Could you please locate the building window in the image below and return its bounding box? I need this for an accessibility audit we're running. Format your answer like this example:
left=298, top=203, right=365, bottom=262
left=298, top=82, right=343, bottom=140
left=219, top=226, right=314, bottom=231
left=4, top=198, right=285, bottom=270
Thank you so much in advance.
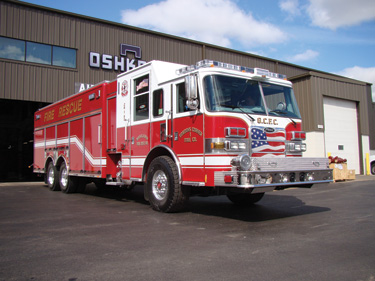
left=26, top=42, right=51, bottom=65
left=0, top=36, right=76, bottom=69
left=53, top=46, right=76, bottom=68
left=0, top=37, right=25, bottom=61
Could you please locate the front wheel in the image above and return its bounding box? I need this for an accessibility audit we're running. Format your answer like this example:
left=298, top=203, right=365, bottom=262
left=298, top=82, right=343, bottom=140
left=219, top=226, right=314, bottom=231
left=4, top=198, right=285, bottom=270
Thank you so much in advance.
left=146, top=156, right=189, bottom=213
left=227, top=193, right=265, bottom=206
left=59, top=162, right=78, bottom=193
left=371, top=163, right=375, bottom=175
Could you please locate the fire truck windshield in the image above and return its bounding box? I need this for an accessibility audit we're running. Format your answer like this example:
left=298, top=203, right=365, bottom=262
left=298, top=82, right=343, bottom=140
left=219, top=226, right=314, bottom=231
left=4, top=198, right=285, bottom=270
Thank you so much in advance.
left=203, top=75, right=301, bottom=119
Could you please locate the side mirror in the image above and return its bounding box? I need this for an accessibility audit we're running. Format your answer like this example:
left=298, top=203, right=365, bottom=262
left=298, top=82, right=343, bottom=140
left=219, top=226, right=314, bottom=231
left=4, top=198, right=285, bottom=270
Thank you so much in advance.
left=185, top=75, right=199, bottom=110
left=277, top=102, right=286, bottom=111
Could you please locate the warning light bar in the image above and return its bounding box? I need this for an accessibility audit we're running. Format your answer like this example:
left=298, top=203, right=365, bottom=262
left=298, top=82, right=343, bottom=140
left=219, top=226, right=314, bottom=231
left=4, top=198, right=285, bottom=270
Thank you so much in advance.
left=176, top=59, right=287, bottom=80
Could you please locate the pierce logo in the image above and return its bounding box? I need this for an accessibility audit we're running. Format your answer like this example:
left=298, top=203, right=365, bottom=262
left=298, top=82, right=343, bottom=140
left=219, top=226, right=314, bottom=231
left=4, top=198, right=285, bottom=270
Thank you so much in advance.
left=264, top=127, right=275, bottom=133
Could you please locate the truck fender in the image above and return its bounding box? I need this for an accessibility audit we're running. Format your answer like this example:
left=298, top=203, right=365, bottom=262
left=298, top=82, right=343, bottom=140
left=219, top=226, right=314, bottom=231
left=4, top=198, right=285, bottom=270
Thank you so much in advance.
left=45, top=156, right=55, bottom=169
left=55, top=155, right=68, bottom=172
left=142, top=145, right=182, bottom=184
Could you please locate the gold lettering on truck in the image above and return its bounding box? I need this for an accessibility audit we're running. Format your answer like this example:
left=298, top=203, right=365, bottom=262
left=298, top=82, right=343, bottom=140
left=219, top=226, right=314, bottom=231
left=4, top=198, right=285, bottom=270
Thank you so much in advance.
left=44, top=109, right=55, bottom=122
left=257, top=117, right=278, bottom=125
left=58, top=99, right=83, bottom=118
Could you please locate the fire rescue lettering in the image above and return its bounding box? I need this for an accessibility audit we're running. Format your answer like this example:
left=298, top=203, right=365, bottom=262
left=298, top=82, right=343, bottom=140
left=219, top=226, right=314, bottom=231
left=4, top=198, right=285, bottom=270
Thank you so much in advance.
left=257, top=117, right=278, bottom=126
left=58, top=99, right=83, bottom=118
left=44, top=110, right=54, bottom=122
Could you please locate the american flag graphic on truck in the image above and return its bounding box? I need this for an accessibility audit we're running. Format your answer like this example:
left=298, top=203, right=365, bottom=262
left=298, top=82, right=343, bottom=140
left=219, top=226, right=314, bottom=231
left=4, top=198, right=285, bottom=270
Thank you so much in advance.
left=251, top=127, right=285, bottom=157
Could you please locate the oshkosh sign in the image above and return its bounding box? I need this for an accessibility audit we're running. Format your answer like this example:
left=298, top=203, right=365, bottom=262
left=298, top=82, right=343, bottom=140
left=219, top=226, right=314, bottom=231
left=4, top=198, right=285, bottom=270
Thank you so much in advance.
left=89, top=44, right=146, bottom=72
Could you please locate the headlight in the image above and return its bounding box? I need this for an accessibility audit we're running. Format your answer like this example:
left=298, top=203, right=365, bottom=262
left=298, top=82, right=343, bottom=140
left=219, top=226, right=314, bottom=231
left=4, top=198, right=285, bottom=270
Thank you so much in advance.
left=206, top=138, right=249, bottom=153
left=225, top=140, right=248, bottom=152
left=286, top=141, right=307, bottom=153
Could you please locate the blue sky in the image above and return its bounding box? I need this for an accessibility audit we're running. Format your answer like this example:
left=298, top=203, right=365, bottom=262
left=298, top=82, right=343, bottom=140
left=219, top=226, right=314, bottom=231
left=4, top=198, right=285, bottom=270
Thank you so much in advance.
left=25, top=0, right=375, bottom=100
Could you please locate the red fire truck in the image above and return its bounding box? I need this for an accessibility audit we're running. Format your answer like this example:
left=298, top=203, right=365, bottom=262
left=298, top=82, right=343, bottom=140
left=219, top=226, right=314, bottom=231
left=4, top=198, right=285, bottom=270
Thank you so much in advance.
left=33, top=60, right=333, bottom=212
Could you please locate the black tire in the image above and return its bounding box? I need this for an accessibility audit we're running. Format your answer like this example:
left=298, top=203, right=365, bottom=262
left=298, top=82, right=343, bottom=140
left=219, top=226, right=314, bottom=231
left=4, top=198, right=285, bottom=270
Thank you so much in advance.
left=146, top=156, right=189, bottom=213
left=371, top=162, right=375, bottom=175
left=46, top=162, right=60, bottom=191
left=59, top=162, right=78, bottom=193
left=227, top=193, right=264, bottom=206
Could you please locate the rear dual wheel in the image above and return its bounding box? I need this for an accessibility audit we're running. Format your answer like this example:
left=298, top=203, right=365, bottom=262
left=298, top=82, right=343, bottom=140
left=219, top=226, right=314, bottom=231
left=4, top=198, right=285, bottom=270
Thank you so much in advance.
left=46, top=162, right=60, bottom=191
left=59, top=162, right=78, bottom=193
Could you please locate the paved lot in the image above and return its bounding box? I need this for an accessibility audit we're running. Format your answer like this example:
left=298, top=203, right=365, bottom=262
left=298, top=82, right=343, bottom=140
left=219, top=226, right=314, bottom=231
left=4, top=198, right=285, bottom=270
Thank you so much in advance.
left=0, top=177, right=374, bottom=281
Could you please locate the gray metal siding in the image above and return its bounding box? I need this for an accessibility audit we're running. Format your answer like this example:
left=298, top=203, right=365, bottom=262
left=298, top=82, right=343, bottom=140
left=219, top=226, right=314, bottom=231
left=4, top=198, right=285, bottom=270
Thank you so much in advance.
left=205, top=47, right=276, bottom=71
left=290, top=76, right=317, bottom=132
left=311, top=74, right=370, bottom=136
left=278, top=64, right=309, bottom=79
left=0, top=0, right=371, bottom=143
left=1, top=1, right=205, bottom=102
left=370, top=102, right=375, bottom=150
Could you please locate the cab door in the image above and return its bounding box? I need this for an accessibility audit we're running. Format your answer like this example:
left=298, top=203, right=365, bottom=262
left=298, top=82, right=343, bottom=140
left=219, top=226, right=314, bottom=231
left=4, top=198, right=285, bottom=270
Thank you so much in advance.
left=129, top=73, right=151, bottom=180
left=172, top=81, right=204, bottom=184
left=116, top=76, right=132, bottom=180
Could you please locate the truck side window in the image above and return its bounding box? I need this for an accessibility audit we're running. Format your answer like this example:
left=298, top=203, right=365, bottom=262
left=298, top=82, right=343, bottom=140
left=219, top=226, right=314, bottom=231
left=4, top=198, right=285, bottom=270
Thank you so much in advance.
left=153, top=89, right=164, bottom=117
left=134, top=74, right=149, bottom=121
left=177, top=83, right=187, bottom=113
left=176, top=82, right=199, bottom=113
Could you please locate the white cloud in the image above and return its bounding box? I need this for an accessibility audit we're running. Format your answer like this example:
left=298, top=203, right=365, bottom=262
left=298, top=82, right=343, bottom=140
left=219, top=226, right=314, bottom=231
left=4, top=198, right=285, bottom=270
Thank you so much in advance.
left=121, top=0, right=286, bottom=48
left=307, top=0, right=375, bottom=30
left=337, top=66, right=375, bottom=102
left=287, top=49, right=319, bottom=63
left=280, top=0, right=301, bottom=18
left=0, top=45, right=24, bottom=60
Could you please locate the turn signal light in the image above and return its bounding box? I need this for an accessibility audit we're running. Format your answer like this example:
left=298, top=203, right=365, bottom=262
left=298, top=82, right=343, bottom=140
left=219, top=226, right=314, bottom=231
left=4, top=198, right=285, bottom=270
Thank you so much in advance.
left=211, top=141, right=225, bottom=149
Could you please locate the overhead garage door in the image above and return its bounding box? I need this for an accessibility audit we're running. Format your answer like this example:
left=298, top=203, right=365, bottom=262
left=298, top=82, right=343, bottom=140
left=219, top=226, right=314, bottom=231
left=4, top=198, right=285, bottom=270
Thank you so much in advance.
left=323, top=97, right=360, bottom=173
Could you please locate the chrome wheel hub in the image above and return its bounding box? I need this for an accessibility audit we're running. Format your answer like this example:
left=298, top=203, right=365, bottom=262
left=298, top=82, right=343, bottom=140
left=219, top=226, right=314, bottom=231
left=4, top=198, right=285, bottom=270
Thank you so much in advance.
left=47, top=167, right=54, bottom=185
left=152, top=170, right=168, bottom=200
left=60, top=167, right=68, bottom=188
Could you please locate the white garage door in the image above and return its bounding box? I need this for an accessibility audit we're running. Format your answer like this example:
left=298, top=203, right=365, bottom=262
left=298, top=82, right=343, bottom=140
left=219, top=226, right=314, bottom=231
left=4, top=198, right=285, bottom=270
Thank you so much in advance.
left=323, top=97, right=360, bottom=173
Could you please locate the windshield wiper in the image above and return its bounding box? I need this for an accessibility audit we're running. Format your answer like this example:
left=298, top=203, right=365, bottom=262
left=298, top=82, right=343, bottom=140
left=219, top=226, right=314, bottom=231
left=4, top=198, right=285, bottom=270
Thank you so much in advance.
left=270, top=109, right=297, bottom=126
left=269, top=109, right=287, bottom=115
left=219, top=103, right=255, bottom=121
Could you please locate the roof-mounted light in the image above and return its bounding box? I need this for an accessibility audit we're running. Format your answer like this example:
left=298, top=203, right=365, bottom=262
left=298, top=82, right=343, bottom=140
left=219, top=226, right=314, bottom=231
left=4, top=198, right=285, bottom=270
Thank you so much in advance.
left=254, top=68, right=287, bottom=80
left=177, top=59, right=254, bottom=75
left=176, top=59, right=287, bottom=80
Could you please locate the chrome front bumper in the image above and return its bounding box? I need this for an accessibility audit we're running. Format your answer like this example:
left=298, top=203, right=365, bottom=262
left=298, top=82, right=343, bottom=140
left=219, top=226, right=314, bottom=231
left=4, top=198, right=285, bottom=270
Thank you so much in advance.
left=214, top=157, right=333, bottom=191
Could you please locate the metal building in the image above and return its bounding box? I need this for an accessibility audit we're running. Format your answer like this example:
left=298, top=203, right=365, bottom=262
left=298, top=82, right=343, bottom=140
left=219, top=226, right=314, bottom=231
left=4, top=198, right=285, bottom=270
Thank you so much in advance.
left=0, top=0, right=373, bottom=181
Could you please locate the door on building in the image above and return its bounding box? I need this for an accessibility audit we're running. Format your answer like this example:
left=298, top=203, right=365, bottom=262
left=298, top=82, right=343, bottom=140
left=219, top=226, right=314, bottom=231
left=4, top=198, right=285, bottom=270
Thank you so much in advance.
left=323, top=97, right=360, bottom=173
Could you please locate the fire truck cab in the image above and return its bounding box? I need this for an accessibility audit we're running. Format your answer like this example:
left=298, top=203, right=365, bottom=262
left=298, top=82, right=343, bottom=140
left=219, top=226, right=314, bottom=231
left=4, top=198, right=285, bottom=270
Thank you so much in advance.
left=34, top=60, right=333, bottom=212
